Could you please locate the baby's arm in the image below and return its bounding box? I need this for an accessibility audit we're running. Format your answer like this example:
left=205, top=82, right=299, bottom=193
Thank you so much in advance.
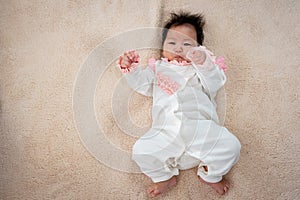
left=187, top=46, right=227, bottom=98
left=117, top=51, right=155, bottom=96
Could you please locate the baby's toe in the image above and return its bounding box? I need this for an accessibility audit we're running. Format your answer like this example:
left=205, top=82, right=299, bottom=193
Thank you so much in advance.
left=224, top=185, right=229, bottom=193
left=147, top=187, right=154, bottom=194
left=152, top=189, right=161, bottom=197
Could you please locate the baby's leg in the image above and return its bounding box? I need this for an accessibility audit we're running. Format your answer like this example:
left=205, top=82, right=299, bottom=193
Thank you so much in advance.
left=132, top=129, right=185, bottom=197
left=200, top=127, right=240, bottom=194
left=182, top=120, right=241, bottom=195
left=197, top=127, right=240, bottom=182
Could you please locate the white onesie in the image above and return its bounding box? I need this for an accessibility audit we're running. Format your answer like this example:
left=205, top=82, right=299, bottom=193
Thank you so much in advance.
left=122, top=47, right=241, bottom=183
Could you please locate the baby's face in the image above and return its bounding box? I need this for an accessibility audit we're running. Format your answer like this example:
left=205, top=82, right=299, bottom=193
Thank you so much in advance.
left=162, top=24, right=198, bottom=62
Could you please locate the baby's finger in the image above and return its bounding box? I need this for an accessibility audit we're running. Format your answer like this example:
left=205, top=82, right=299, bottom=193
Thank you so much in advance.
left=121, top=59, right=130, bottom=68
left=123, top=52, right=130, bottom=59
left=128, top=50, right=140, bottom=62
left=194, top=50, right=205, bottom=58
left=193, top=57, right=202, bottom=64
left=187, top=49, right=196, bottom=58
left=122, top=53, right=131, bottom=62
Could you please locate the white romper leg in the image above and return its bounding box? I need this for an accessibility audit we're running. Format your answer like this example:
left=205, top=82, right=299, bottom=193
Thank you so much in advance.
left=132, top=128, right=185, bottom=183
left=180, top=120, right=241, bottom=183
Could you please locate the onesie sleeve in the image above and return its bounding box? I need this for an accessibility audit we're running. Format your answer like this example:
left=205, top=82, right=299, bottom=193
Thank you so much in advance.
left=189, top=46, right=227, bottom=100
left=117, top=55, right=155, bottom=97
left=123, top=66, right=155, bottom=97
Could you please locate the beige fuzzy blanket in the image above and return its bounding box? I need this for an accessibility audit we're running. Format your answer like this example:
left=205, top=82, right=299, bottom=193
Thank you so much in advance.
left=1, top=1, right=299, bottom=199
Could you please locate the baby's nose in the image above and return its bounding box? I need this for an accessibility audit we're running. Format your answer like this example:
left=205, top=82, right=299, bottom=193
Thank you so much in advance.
left=174, top=46, right=183, bottom=53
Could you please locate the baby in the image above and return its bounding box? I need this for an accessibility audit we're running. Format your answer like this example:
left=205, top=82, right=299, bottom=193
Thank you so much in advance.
left=117, top=12, right=241, bottom=197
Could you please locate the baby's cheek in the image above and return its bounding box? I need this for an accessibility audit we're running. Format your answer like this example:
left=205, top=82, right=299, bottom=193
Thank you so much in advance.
left=162, top=50, right=173, bottom=59
left=161, top=50, right=167, bottom=58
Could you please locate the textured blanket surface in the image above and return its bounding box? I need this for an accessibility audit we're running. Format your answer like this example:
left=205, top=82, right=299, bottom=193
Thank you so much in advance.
left=1, top=1, right=300, bottom=199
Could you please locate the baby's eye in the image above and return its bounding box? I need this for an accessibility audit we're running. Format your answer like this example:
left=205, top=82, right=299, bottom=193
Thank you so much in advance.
left=183, top=43, right=192, bottom=46
left=168, top=42, right=176, bottom=45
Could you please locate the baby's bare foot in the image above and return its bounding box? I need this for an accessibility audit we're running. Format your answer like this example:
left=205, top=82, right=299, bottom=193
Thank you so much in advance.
left=198, top=176, right=230, bottom=195
left=147, top=176, right=177, bottom=198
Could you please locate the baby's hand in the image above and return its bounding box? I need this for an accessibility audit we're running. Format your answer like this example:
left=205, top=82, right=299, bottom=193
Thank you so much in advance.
left=186, top=48, right=206, bottom=65
left=118, top=50, right=140, bottom=70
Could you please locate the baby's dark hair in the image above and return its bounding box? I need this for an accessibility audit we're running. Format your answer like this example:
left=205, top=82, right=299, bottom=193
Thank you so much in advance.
left=162, top=11, right=205, bottom=45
